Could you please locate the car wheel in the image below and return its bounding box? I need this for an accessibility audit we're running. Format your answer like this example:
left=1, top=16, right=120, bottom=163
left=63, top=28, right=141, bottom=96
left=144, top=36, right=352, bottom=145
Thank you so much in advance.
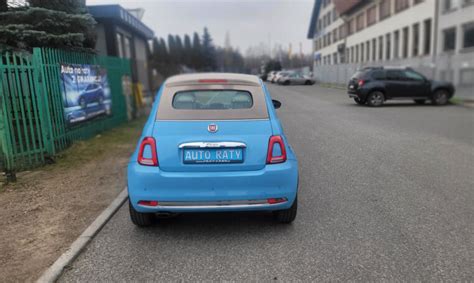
left=432, top=89, right=449, bottom=105
left=283, top=80, right=290, bottom=86
left=274, top=196, right=297, bottom=223
left=79, top=97, right=87, bottom=108
left=354, top=97, right=366, bottom=105
left=305, top=80, right=312, bottom=85
left=129, top=200, right=154, bottom=227
left=414, top=99, right=425, bottom=105
left=367, top=91, right=384, bottom=107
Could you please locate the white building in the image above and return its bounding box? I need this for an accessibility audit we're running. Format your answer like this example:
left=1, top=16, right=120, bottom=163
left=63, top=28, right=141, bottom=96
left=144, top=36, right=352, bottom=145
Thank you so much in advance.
left=307, top=0, right=474, bottom=99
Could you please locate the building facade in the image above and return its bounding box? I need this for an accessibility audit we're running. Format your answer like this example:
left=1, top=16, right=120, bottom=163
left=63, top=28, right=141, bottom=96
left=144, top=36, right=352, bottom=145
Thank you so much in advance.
left=307, top=0, right=474, bottom=99
left=88, top=5, right=155, bottom=110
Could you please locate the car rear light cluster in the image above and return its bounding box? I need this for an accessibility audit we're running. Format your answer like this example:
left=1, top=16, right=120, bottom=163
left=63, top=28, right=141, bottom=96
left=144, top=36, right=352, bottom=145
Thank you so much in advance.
left=267, top=198, right=287, bottom=204
left=358, top=79, right=365, bottom=87
left=266, top=135, right=287, bottom=164
left=138, top=200, right=159, bottom=207
left=137, top=137, right=158, bottom=166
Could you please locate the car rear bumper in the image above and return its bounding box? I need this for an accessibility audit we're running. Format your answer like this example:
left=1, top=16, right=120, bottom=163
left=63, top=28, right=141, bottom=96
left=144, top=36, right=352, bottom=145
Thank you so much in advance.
left=127, top=159, right=298, bottom=213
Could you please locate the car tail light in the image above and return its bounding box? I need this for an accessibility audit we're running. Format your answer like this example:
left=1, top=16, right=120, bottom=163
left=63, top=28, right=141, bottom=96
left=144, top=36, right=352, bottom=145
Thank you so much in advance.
left=267, top=198, right=287, bottom=204
left=138, top=200, right=159, bottom=207
left=137, top=137, right=158, bottom=166
left=358, top=79, right=365, bottom=87
left=266, top=135, right=287, bottom=164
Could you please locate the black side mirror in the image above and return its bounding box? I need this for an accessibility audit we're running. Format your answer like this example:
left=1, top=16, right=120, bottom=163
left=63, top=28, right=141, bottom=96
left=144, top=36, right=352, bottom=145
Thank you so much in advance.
left=272, top=99, right=282, bottom=109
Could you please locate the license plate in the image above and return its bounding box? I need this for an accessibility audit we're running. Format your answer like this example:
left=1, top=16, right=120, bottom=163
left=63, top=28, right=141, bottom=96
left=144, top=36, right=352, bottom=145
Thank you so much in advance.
left=183, top=148, right=243, bottom=164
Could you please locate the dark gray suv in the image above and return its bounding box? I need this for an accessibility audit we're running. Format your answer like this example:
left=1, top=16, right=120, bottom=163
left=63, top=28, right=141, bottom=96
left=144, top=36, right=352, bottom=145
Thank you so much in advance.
left=347, top=67, right=455, bottom=107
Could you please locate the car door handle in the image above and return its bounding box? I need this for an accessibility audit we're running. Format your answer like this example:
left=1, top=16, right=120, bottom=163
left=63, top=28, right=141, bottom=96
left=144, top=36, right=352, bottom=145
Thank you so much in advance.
left=178, top=142, right=247, bottom=148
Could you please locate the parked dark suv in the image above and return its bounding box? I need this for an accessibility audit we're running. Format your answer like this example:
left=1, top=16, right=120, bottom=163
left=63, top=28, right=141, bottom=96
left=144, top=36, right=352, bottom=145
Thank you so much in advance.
left=347, top=67, right=455, bottom=107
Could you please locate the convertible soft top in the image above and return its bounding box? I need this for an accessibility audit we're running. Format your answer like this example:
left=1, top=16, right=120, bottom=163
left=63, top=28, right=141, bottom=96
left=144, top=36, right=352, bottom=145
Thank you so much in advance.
left=157, top=73, right=268, bottom=120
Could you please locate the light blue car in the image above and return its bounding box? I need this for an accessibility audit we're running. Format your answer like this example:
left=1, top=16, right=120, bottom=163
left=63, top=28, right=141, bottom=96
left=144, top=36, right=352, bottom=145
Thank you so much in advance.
left=127, top=73, right=298, bottom=226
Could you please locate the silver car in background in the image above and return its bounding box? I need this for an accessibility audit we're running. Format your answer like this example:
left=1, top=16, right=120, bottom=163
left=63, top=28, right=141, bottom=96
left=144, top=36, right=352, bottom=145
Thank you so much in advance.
left=278, top=73, right=315, bottom=85
left=273, top=71, right=292, bottom=83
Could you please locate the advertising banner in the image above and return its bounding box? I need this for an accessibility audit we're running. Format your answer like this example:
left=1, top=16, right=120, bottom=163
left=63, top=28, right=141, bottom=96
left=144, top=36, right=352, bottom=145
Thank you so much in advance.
left=60, top=64, right=112, bottom=125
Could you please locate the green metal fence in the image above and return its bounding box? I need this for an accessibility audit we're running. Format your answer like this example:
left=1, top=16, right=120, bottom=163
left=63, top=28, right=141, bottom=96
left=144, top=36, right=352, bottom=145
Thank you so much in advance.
left=0, top=48, right=131, bottom=173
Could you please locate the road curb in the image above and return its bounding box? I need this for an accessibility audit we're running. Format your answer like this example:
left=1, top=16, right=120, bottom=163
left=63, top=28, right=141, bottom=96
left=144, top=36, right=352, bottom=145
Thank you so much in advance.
left=36, top=188, right=128, bottom=283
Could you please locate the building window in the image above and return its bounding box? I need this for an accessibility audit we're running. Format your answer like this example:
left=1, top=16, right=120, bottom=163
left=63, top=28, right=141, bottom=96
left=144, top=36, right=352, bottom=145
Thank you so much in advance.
left=124, top=37, right=131, bottom=59
left=339, top=25, right=346, bottom=39
left=356, top=45, right=359, bottom=62
left=333, top=53, right=338, bottom=64
left=443, top=27, right=456, bottom=51
left=372, top=39, right=377, bottom=61
left=328, top=33, right=332, bottom=45
left=356, top=13, right=365, bottom=31
left=318, top=19, right=322, bottom=31
left=366, top=41, right=370, bottom=61
left=412, top=23, right=420, bottom=56
left=402, top=26, right=409, bottom=58
left=361, top=43, right=365, bottom=62
left=116, top=33, right=124, bottom=58
left=460, top=68, right=474, bottom=86
left=367, top=5, right=376, bottom=26
left=443, top=0, right=454, bottom=12
left=464, top=0, right=474, bottom=7
left=423, top=19, right=432, bottom=55
left=378, top=36, right=384, bottom=60
left=333, top=29, right=338, bottom=42
left=462, top=22, right=474, bottom=49
left=348, top=18, right=355, bottom=35
left=379, top=0, right=391, bottom=20
left=393, top=30, right=400, bottom=58
left=395, top=0, right=410, bottom=13
left=414, top=0, right=424, bottom=4
left=332, top=9, right=337, bottom=21
left=386, top=33, right=391, bottom=60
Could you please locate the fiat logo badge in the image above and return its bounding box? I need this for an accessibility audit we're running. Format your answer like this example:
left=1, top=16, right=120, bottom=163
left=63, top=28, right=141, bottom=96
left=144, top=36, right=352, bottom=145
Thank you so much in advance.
left=208, top=124, right=218, bottom=133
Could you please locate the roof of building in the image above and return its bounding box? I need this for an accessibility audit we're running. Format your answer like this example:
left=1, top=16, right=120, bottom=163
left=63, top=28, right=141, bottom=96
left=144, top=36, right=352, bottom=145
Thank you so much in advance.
left=307, top=0, right=365, bottom=39
left=87, top=5, right=154, bottom=39
left=306, top=0, right=322, bottom=39
left=165, top=73, right=261, bottom=87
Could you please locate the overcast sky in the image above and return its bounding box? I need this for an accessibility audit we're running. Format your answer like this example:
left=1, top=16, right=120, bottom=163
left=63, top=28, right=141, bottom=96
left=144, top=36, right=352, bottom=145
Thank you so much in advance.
left=86, top=0, right=314, bottom=55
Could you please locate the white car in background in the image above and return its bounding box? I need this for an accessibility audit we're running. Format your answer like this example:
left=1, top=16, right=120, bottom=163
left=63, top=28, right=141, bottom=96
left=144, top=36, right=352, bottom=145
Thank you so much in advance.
left=266, top=71, right=277, bottom=82
left=273, top=71, right=292, bottom=84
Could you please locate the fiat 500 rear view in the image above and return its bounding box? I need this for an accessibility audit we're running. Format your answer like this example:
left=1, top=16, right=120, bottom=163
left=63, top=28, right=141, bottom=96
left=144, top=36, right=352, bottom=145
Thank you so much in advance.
left=128, top=73, right=298, bottom=226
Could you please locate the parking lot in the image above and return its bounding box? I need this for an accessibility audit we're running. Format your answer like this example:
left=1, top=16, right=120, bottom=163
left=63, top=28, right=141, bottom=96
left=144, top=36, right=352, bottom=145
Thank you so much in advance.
left=60, top=84, right=474, bottom=281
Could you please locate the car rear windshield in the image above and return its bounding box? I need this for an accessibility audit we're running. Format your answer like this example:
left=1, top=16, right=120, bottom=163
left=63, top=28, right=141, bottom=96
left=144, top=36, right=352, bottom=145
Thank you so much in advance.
left=172, top=90, right=253, bottom=110
left=352, top=70, right=368, bottom=79
left=156, top=85, right=269, bottom=120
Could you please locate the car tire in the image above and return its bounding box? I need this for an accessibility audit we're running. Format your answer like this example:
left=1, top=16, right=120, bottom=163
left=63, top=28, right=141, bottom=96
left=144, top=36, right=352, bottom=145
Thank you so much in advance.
left=283, top=81, right=290, bottom=86
left=129, top=200, right=154, bottom=227
left=414, top=99, right=425, bottom=105
left=432, top=89, right=449, bottom=105
left=274, top=196, right=297, bottom=223
left=366, top=91, right=384, bottom=107
left=305, top=80, right=312, bottom=85
left=79, top=97, right=86, bottom=108
left=354, top=97, right=366, bottom=105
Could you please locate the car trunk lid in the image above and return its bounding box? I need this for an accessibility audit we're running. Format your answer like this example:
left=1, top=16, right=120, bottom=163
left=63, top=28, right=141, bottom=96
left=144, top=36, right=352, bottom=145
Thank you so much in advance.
left=153, top=120, right=272, bottom=172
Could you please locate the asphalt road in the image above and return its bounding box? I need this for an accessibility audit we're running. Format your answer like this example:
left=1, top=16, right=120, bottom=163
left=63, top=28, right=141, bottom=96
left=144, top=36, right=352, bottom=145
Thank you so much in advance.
left=60, top=84, right=474, bottom=282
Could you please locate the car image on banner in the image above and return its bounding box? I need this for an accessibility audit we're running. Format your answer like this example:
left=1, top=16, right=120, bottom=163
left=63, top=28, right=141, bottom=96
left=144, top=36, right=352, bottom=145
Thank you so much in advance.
left=61, top=64, right=112, bottom=125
